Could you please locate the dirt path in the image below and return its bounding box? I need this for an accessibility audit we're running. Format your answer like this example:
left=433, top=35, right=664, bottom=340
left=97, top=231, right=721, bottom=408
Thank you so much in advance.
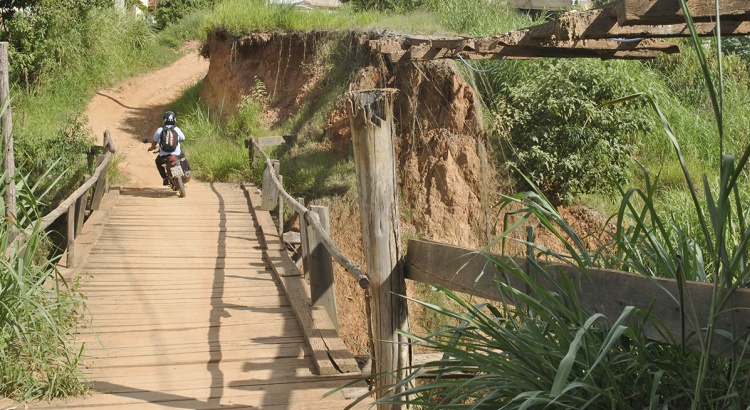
left=84, top=44, right=209, bottom=188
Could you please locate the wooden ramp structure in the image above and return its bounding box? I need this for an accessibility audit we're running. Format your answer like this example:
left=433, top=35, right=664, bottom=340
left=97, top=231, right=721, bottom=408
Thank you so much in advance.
left=32, top=182, right=369, bottom=410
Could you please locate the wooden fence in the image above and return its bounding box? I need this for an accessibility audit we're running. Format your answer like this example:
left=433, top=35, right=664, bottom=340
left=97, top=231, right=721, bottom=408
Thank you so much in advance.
left=244, top=135, right=370, bottom=377
left=7, top=130, right=116, bottom=266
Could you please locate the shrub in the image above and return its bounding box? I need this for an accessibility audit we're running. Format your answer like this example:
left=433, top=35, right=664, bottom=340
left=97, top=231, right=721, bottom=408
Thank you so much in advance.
left=343, top=0, right=423, bottom=12
left=153, top=0, right=212, bottom=30
left=485, top=58, right=652, bottom=205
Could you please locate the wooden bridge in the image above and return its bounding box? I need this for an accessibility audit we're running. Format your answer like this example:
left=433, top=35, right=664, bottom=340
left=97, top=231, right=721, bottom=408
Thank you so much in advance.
left=29, top=181, right=371, bottom=409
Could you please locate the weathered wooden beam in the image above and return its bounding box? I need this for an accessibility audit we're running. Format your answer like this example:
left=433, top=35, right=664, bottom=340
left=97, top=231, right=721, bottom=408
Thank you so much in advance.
left=375, top=42, right=666, bottom=62
left=528, top=2, right=750, bottom=41
left=372, top=31, right=678, bottom=62
left=618, top=0, right=750, bottom=26
left=403, top=239, right=750, bottom=358
left=348, top=89, right=409, bottom=410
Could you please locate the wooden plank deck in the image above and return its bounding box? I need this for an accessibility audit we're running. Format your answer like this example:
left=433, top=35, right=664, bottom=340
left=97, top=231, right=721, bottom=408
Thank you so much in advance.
left=31, top=182, right=370, bottom=409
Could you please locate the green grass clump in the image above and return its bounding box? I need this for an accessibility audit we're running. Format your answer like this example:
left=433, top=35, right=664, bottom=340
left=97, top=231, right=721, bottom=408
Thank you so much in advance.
left=0, top=175, right=87, bottom=401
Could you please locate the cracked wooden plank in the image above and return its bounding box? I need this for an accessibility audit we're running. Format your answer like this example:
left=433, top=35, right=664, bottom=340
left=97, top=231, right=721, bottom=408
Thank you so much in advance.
left=618, top=0, right=750, bottom=26
left=528, top=1, right=750, bottom=41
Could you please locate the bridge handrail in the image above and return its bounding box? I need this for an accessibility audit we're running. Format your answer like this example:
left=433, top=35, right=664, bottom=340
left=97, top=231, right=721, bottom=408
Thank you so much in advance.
left=9, top=130, right=116, bottom=263
left=248, top=136, right=370, bottom=289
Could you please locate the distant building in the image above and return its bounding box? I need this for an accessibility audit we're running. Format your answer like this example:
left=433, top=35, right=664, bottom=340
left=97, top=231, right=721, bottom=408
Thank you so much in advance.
left=512, top=0, right=592, bottom=11
left=267, top=0, right=342, bottom=10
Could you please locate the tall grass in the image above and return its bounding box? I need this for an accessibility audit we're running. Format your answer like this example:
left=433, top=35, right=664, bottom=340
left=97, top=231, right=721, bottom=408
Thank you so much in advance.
left=0, top=172, right=87, bottom=401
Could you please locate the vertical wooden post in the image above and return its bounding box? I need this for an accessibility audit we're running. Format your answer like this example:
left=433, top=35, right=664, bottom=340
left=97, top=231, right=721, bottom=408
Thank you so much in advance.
left=90, top=153, right=107, bottom=210
left=278, top=175, right=284, bottom=237
left=347, top=88, right=408, bottom=409
left=308, top=205, right=338, bottom=329
left=66, top=205, right=75, bottom=267
left=75, top=175, right=91, bottom=235
left=298, top=197, right=310, bottom=279
left=0, top=42, right=17, bottom=230
left=246, top=137, right=257, bottom=166
left=261, top=160, right=280, bottom=211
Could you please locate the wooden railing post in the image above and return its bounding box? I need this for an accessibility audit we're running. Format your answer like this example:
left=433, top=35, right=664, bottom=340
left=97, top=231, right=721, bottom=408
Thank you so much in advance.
left=0, top=42, right=17, bottom=235
left=298, top=197, right=310, bottom=278
left=75, top=175, right=91, bottom=235
left=348, top=88, right=408, bottom=409
left=261, top=160, right=280, bottom=211
left=278, top=175, right=284, bottom=237
left=308, top=205, right=338, bottom=329
left=91, top=130, right=115, bottom=210
left=66, top=204, right=75, bottom=267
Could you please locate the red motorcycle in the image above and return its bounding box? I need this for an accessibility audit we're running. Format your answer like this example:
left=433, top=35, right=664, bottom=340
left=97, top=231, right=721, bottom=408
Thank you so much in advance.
left=161, top=154, right=187, bottom=198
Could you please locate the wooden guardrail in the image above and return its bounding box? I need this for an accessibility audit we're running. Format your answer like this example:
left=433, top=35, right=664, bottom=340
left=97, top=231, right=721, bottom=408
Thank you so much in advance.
left=245, top=135, right=371, bottom=377
left=403, top=238, right=750, bottom=358
left=9, top=130, right=116, bottom=266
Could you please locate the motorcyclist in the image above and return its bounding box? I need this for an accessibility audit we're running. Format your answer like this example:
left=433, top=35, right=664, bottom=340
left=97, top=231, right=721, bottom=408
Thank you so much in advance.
left=149, top=111, right=191, bottom=185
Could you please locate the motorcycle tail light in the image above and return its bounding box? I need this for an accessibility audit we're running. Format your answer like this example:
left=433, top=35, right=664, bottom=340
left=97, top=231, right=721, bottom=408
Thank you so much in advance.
left=168, top=155, right=177, bottom=162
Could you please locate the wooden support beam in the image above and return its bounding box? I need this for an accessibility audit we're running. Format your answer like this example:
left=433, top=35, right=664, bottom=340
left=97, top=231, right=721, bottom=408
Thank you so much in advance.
left=308, top=205, right=338, bottom=330
left=618, top=0, right=750, bottom=26
left=528, top=2, right=750, bottom=41
left=371, top=32, right=677, bottom=62
left=348, top=89, right=409, bottom=410
left=261, top=160, right=280, bottom=211
left=66, top=205, right=75, bottom=268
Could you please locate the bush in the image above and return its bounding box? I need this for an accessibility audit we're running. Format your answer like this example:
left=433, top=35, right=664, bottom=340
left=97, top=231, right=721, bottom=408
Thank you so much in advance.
left=153, top=0, right=211, bottom=30
left=343, top=0, right=423, bottom=12
left=485, top=59, right=652, bottom=205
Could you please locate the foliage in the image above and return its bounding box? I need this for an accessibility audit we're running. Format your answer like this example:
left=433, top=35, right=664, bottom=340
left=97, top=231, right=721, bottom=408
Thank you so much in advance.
left=2, top=0, right=112, bottom=90
left=166, top=83, right=252, bottom=182
left=483, top=58, right=652, bottom=205
left=421, top=0, right=530, bottom=36
left=0, top=172, right=87, bottom=401
left=10, top=7, right=169, bottom=200
left=723, top=36, right=750, bottom=64
left=343, top=0, right=423, bottom=12
left=153, top=0, right=213, bottom=30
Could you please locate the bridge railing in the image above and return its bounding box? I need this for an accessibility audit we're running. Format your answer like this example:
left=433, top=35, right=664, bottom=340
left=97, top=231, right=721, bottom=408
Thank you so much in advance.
left=8, top=130, right=116, bottom=266
left=245, top=135, right=370, bottom=376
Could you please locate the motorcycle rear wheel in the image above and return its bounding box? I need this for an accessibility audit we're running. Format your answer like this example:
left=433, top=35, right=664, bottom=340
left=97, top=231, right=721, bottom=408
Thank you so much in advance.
left=176, top=176, right=186, bottom=198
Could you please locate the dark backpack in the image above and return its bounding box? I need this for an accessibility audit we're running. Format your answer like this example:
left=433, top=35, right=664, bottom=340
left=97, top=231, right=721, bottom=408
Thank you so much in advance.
left=159, top=126, right=179, bottom=152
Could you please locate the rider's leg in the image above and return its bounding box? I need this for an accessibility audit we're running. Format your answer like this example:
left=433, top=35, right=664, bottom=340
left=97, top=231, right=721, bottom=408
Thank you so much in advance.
left=155, top=155, right=168, bottom=185
left=178, top=152, right=191, bottom=182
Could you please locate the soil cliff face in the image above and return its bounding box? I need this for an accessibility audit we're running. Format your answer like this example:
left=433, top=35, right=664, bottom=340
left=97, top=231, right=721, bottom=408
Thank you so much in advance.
left=200, top=30, right=495, bottom=350
left=201, top=30, right=491, bottom=248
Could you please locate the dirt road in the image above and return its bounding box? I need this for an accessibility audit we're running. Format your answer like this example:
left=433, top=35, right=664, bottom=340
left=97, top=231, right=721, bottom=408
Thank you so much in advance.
left=84, top=45, right=209, bottom=188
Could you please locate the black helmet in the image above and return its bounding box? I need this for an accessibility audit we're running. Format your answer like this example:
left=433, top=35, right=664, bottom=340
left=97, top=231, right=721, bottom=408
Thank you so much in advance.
left=163, top=111, right=176, bottom=126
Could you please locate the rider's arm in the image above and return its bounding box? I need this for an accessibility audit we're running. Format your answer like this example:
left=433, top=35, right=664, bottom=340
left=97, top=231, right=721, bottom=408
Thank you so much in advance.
left=149, top=128, right=162, bottom=151
left=175, top=127, right=186, bottom=142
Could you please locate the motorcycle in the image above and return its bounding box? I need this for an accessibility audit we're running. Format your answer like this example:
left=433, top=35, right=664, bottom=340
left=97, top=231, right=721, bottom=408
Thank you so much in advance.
left=161, top=154, right=188, bottom=198
left=146, top=140, right=188, bottom=198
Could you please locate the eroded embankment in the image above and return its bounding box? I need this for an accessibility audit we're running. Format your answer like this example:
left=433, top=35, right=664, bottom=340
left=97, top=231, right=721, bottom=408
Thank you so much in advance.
left=199, top=29, right=497, bottom=349
left=201, top=30, right=493, bottom=246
